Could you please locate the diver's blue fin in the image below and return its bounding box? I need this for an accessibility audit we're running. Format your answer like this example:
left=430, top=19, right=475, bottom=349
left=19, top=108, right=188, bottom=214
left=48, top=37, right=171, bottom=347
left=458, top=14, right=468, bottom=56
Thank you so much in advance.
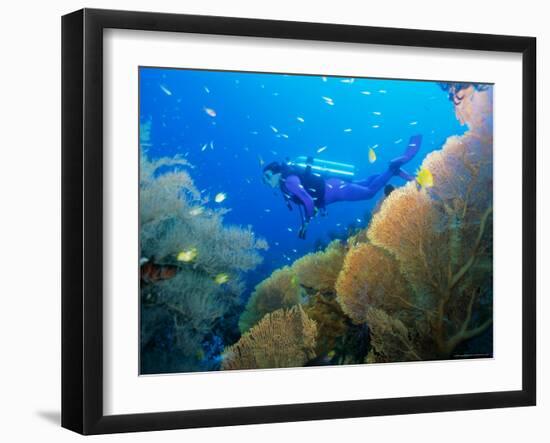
left=389, top=134, right=422, bottom=172
left=402, top=134, right=422, bottom=162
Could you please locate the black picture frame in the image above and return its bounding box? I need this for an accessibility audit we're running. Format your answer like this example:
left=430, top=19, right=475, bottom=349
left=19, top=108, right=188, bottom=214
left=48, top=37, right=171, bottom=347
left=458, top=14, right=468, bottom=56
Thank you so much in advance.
left=62, top=8, right=536, bottom=435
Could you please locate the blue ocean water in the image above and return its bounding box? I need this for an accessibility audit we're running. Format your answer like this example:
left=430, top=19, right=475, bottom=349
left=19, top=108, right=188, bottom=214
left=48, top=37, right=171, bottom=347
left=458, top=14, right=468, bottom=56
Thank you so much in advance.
left=139, top=67, right=466, bottom=292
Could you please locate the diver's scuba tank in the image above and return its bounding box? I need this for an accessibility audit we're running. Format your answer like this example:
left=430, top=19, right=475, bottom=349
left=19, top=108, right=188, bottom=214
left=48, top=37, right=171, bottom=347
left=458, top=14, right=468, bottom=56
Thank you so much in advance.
left=286, top=156, right=356, bottom=180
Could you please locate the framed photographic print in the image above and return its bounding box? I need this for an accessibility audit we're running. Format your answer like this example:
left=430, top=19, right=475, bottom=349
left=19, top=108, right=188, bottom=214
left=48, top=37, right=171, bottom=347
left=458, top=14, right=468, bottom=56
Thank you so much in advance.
left=62, top=8, right=536, bottom=435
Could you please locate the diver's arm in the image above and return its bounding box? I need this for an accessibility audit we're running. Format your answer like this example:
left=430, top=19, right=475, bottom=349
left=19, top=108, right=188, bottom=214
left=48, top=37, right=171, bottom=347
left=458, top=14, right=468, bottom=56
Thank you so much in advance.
left=283, top=175, right=315, bottom=220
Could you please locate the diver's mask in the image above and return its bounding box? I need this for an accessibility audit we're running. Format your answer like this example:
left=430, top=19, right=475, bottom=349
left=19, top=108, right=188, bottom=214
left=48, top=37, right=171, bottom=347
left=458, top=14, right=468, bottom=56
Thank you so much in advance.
left=263, top=170, right=281, bottom=188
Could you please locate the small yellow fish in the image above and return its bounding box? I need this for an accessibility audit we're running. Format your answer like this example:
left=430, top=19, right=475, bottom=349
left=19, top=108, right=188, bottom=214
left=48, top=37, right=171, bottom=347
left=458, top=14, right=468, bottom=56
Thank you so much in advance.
left=214, top=192, right=227, bottom=203
left=204, top=107, right=217, bottom=117
left=177, top=248, right=198, bottom=263
left=189, top=207, right=204, bottom=216
left=214, top=273, right=230, bottom=285
left=416, top=167, right=434, bottom=188
left=368, top=147, right=377, bottom=163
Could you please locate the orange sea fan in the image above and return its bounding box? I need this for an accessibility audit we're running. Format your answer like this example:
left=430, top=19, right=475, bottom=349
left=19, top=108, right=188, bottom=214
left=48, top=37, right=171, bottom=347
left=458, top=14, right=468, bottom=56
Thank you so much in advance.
left=238, top=266, right=303, bottom=333
left=293, top=240, right=347, bottom=294
left=367, top=183, right=443, bottom=296
left=222, top=305, right=317, bottom=370
left=335, top=242, right=412, bottom=324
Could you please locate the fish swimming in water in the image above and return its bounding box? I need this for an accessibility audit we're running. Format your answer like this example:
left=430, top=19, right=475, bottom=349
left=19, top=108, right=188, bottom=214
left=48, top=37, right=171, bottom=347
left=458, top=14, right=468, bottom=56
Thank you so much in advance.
left=189, top=207, right=204, bottom=216
left=140, top=261, right=177, bottom=284
left=204, top=107, right=217, bottom=117
left=160, top=84, right=172, bottom=96
left=416, top=167, right=434, bottom=188
left=214, top=273, right=230, bottom=285
left=177, top=248, right=198, bottom=263
left=368, top=147, right=377, bottom=163
left=214, top=192, right=227, bottom=203
left=317, top=146, right=328, bottom=154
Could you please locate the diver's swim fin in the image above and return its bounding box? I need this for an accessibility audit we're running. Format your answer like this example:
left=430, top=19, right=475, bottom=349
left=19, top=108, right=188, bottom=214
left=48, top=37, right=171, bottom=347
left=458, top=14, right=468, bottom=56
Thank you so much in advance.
left=389, top=134, right=422, bottom=173
left=403, top=134, right=422, bottom=162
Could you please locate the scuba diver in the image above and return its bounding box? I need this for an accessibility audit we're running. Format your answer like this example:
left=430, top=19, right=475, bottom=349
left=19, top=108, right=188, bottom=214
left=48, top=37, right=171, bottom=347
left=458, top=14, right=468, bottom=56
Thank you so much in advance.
left=262, top=134, right=422, bottom=239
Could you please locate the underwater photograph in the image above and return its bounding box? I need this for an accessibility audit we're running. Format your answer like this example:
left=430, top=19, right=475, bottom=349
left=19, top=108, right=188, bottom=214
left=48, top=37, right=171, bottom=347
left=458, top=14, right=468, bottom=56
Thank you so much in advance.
left=139, top=67, right=494, bottom=375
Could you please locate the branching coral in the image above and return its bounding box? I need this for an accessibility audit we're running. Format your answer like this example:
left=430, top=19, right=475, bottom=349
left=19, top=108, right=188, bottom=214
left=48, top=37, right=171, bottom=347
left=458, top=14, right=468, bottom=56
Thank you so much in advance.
left=139, top=151, right=266, bottom=373
left=238, top=266, right=303, bottom=333
left=222, top=306, right=317, bottom=370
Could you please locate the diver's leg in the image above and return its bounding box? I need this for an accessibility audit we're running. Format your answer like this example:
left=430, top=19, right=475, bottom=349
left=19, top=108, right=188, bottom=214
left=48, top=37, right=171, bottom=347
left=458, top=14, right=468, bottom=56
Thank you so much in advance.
left=353, top=174, right=379, bottom=187
left=324, top=135, right=422, bottom=205
left=325, top=178, right=380, bottom=203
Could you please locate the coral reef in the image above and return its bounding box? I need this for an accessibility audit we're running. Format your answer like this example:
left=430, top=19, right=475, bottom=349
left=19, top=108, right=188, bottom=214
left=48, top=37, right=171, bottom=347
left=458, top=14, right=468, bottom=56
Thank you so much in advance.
left=363, top=86, right=493, bottom=361
left=238, top=266, right=304, bottom=333
left=141, top=84, right=493, bottom=373
left=140, top=152, right=267, bottom=373
left=335, top=243, right=413, bottom=324
left=222, top=306, right=317, bottom=370
left=304, top=292, right=348, bottom=356
left=293, top=240, right=347, bottom=294
left=239, top=240, right=345, bottom=333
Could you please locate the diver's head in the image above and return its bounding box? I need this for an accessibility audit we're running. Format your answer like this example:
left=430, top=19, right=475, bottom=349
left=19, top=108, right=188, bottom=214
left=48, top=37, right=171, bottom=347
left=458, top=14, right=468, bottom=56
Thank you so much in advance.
left=263, top=162, right=283, bottom=188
